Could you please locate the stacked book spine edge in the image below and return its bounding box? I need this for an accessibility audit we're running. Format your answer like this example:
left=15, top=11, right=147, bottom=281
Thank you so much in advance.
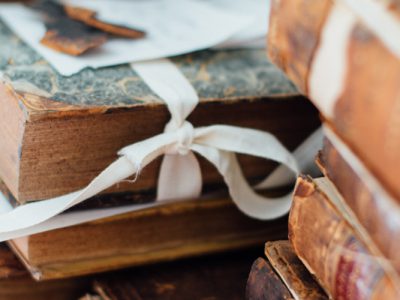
left=266, top=0, right=400, bottom=298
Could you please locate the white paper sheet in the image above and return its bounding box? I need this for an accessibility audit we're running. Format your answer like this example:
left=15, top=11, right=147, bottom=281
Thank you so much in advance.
left=0, top=0, right=256, bottom=76
left=211, top=0, right=270, bottom=49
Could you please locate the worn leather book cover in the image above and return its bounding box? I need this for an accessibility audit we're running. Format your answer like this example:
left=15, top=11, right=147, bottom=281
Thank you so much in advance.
left=0, top=243, right=88, bottom=300
left=268, top=0, right=400, bottom=202
left=246, top=241, right=327, bottom=300
left=246, top=257, right=293, bottom=300
left=317, top=136, right=400, bottom=275
left=264, top=240, right=327, bottom=300
left=289, top=176, right=400, bottom=299
left=8, top=192, right=288, bottom=280
left=0, top=19, right=319, bottom=204
left=88, top=250, right=257, bottom=300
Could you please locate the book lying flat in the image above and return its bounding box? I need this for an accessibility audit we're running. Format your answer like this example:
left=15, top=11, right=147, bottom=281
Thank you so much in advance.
left=85, top=249, right=258, bottom=300
left=264, top=240, right=327, bottom=300
left=0, top=243, right=88, bottom=300
left=246, top=257, right=294, bottom=300
left=290, top=176, right=400, bottom=299
left=246, top=240, right=327, bottom=300
left=0, top=18, right=319, bottom=204
left=7, top=190, right=288, bottom=280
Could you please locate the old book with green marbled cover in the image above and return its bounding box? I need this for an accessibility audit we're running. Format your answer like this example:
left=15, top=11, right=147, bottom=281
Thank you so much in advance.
left=0, top=20, right=319, bottom=204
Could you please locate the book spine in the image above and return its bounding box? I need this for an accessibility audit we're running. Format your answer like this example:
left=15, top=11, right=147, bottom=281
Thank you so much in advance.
left=268, top=0, right=400, bottom=202
left=317, top=138, right=400, bottom=275
left=246, top=258, right=294, bottom=300
left=267, top=0, right=332, bottom=93
left=289, top=176, right=399, bottom=299
left=265, top=241, right=328, bottom=300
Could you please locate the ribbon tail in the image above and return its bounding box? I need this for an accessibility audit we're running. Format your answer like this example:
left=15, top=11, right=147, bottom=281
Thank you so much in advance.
left=194, top=125, right=299, bottom=174
left=131, top=59, right=199, bottom=124
left=257, top=127, right=323, bottom=189
left=0, top=157, right=137, bottom=233
left=192, top=145, right=292, bottom=220
left=0, top=132, right=177, bottom=234
left=157, top=151, right=202, bottom=201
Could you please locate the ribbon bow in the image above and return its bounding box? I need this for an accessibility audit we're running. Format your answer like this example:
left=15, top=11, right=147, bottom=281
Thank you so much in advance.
left=0, top=59, right=302, bottom=237
left=130, top=59, right=299, bottom=218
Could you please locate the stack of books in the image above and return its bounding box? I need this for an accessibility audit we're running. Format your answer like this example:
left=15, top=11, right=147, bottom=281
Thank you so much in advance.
left=0, top=6, right=321, bottom=298
left=246, top=240, right=328, bottom=300
left=247, top=0, right=400, bottom=299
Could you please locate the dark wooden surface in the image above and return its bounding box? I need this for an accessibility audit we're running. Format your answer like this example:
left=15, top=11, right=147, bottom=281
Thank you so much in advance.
left=91, top=248, right=263, bottom=300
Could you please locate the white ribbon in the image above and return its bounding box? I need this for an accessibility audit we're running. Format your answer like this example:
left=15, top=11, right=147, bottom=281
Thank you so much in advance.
left=131, top=58, right=299, bottom=218
left=131, top=60, right=203, bottom=201
left=0, top=58, right=306, bottom=236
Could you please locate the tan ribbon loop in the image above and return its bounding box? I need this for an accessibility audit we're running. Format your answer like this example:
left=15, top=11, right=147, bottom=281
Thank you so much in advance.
left=157, top=152, right=203, bottom=201
left=157, top=120, right=201, bottom=201
left=192, top=145, right=292, bottom=219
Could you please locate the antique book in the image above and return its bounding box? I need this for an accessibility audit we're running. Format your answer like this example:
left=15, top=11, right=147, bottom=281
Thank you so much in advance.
left=0, top=243, right=88, bottom=300
left=246, top=257, right=293, bottom=300
left=0, top=18, right=319, bottom=204
left=7, top=192, right=288, bottom=280
left=289, top=176, right=400, bottom=299
left=264, top=240, right=327, bottom=300
left=317, top=133, right=400, bottom=274
left=87, top=249, right=257, bottom=300
left=246, top=241, right=327, bottom=300
left=268, top=0, right=400, bottom=201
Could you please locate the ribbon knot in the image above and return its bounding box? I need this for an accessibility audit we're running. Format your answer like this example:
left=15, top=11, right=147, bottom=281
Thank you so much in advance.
left=165, top=121, right=194, bottom=156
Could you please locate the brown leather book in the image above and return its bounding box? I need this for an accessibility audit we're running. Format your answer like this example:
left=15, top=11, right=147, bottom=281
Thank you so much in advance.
left=246, top=257, right=293, bottom=300
left=246, top=241, right=327, bottom=300
left=0, top=16, right=319, bottom=204
left=264, top=240, right=327, bottom=300
left=317, top=134, right=400, bottom=275
left=8, top=193, right=288, bottom=280
left=90, top=250, right=257, bottom=300
left=289, top=176, right=400, bottom=299
left=268, top=0, right=400, bottom=202
left=0, top=243, right=88, bottom=300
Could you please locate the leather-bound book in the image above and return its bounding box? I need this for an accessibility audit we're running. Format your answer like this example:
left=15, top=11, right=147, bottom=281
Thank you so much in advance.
left=289, top=176, right=400, bottom=299
left=0, top=243, right=88, bottom=300
left=0, top=19, right=319, bottom=204
left=268, top=0, right=400, bottom=202
left=246, top=257, right=293, bottom=300
left=7, top=191, right=288, bottom=280
left=317, top=132, right=400, bottom=275
left=246, top=240, right=327, bottom=300
left=264, top=240, right=327, bottom=300
left=89, top=250, right=257, bottom=300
